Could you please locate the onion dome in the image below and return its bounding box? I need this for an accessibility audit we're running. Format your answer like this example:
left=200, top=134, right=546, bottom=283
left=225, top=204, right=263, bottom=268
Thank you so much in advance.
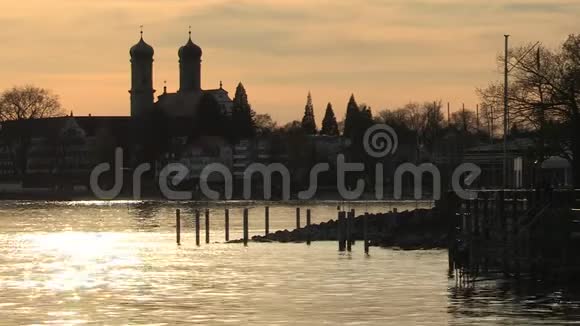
left=178, top=32, right=202, bottom=59
left=130, top=33, right=154, bottom=59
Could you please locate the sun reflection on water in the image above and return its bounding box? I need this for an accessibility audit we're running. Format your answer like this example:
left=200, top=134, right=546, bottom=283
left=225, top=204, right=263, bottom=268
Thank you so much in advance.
left=24, top=232, right=140, bottom=291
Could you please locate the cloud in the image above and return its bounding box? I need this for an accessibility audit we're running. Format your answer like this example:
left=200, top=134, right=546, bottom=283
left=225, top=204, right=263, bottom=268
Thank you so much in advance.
left=503, top=1, right=580, bottom=13
left=0, top=0, right=578, bottom=122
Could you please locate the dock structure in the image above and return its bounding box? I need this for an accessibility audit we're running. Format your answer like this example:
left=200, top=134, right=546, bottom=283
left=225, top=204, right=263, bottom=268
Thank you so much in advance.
left=448, top=188, right=580, bottom=283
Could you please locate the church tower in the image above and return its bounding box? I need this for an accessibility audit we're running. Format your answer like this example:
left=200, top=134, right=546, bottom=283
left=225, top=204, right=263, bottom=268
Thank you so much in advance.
left=129, top=29, right=155, bottom=117
left=178, top=28, right=202, bottom=92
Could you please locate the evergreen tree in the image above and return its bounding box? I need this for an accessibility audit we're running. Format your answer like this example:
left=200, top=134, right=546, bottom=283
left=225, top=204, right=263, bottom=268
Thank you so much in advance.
left=341, top=95, right=376, bottom=190
left=320, top=102, right=339, bottom=136
left=232, top=82, right=256, bottom=139
left=300, top=92, right=317, bottom=134
left=343, top=94, right=359, bottom=138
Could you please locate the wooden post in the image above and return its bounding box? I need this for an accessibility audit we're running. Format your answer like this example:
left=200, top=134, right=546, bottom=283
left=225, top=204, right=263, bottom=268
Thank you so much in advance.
left=243, top=208, right=249, bottom=247
left=465, top=199, right=472, bottom=233
left=498, top=190, right=509, bottom=276
left=195, top=209, right=200, bottom=246
left=336, top=210, right=340, bottom=249
left=225, top=208, right=230, bottom=242
left=176, top=209, right=181, bottom=245
left=205, top=208, right=210, bottom=244
left=512, top=191, right=520, bottom=278
left=512, top=191, right=518, bottom=235
left=296, top=207, right=301, bottom=229
left=526, top=190, right=534, bottom=210
left=473, top=196, right=480, bottom=235
left=346, top=210, right=353, bottom=252
left=444, top=192, right=455, bottom=276
left=306, top=209, right=311, bottom=245
left=483, top=192, right=489, bottom=240
left=350, top=209, right=356, bottom=245
left=363, top=212, right=369, bottom=254
left=498, top=191, right=506, bottom=234
left=265, top=206, right=270, bottom=236
left=338, top=211, right=346, bottom=251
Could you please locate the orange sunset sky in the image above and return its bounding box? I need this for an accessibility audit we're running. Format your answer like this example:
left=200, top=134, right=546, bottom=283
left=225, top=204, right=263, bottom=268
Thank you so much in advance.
left=1, top=0, right=578, bottom=124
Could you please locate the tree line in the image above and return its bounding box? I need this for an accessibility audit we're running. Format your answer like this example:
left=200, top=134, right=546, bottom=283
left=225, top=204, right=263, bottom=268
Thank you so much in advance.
left=3, top=32, right=578, bottom=188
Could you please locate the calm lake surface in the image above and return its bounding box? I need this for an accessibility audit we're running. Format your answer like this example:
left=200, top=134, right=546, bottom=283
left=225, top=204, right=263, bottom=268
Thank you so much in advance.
left=0, top=200, right=579, bottom=325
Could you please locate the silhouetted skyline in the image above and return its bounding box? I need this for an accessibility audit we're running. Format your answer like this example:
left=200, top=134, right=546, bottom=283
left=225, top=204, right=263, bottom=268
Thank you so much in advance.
left=1, top=0, right=578, bottom=124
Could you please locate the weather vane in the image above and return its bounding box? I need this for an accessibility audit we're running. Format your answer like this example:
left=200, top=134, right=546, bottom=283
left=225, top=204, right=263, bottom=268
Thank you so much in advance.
left=140, top=25, right=143, bottom=37
left=188, top=25, right=191, bottom=38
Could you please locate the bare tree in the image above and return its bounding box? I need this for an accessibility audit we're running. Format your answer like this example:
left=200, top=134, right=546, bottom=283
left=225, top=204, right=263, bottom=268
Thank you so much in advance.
left=377, top=101, right=444, bottom=159
left=376, top=107, right=410, bottom=127
left=255, top=113, right=277, bottom=135
left=479, top=103, right=501, bottom=141
left=0, top=85, right=64, bottom=121
left=450, top=109, right=477, bottom=133
left=478, top=34, right=580, bottom=187
left=0, top=86, right=65, bottom=175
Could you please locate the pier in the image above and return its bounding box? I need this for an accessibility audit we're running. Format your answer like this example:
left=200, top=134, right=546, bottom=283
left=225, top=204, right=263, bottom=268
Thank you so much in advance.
left=448, top=189, right=580, bottom=284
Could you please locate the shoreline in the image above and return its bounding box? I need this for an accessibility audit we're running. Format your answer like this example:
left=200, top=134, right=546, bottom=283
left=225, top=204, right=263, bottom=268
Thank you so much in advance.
left=0, top=190, right=437, bottom=203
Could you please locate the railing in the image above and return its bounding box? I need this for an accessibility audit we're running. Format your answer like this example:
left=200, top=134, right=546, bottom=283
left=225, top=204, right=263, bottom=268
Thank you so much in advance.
left=450, top=188, right=579, bottom=284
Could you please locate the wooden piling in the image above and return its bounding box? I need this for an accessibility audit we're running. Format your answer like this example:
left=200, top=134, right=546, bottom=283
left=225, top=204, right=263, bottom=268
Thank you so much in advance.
left=195, top=209, right=200, bottom=246
left=350, top=209, right=356, bottom=246
left=243, top=208, right=249, bottom=247
left=511, top=191, right=520, bottom=278
left=473, top=196, right=480, bottom=235
left=296, top=207, right=301, bottom=229
left=176, top=209, right=181, bottom=245
left=205, top=208, right=210, bottom=244
left=306, top=209, right=311, bottom=245
left=498, top=191, right=509, bottom=276
left=363, top=212, right=369, bottom=254
left=346, top=210, right=353, bottom=252
left=526, top=190, right=533, bottom=210
left=336, top=210, right=340, bottom=250
left=265, top=206, right=270, bottom=236
left=498, top=191, right=506, bottom=234
left=444, top=193, right=453, bottom=275
left=512, top=192, right=518, bottom=235
left=338, top=211, right=346, bottom=251
left=483, top=192, right=489, bottom=240
left=225, top=208, right=230, bottom=242
left=465, top=199, right=472, bottom=233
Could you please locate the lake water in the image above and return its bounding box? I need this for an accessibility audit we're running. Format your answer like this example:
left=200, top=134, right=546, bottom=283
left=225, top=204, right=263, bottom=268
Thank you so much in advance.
left=0, top=200, right=579, bottom=325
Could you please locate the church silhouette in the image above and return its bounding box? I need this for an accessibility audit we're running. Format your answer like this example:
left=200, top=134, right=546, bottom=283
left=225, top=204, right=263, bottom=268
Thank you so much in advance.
left=130, top=28, right=233, bottom=119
